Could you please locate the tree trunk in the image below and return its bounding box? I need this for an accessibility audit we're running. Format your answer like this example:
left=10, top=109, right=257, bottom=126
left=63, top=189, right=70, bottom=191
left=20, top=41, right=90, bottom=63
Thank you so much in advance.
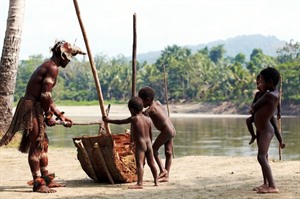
left=0, top=0, right=25, bottom=134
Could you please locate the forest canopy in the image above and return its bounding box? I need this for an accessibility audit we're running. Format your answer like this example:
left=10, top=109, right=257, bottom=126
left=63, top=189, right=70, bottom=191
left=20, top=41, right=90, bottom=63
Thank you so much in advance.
left=14, top=41, right=300, bottom=105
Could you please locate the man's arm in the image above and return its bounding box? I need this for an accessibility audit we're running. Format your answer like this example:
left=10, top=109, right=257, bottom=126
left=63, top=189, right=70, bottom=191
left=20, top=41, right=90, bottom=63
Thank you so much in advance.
left=40, top=67, right=72, bottom=127
left=40, top=73, right=57, bottom=126
left=40, top=75, right=55, bottom=114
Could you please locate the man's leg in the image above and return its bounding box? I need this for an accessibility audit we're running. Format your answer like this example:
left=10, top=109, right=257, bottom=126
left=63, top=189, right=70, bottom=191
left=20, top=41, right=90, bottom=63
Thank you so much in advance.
left=29, top=120, right=56, bottom=193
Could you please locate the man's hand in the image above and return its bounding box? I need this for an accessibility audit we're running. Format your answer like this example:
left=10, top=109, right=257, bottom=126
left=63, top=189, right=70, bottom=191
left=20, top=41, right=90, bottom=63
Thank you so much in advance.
left=61, top=116, right=73, bottom=128
left=45, top=118, right=56, bottom=127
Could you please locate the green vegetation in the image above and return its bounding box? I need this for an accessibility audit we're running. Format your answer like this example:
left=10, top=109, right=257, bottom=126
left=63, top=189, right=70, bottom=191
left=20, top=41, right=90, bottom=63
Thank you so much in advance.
left=14, top=41, right=300, bottom=105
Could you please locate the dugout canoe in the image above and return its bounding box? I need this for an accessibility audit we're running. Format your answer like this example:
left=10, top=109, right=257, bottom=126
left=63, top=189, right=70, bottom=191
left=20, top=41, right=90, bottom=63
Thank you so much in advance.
left=72, top=132, right=137, bottom=184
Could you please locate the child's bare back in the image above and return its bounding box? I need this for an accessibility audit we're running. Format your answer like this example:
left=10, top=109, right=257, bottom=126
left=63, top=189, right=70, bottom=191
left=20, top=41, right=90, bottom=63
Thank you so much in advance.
left=130, top=114, right=153, bottom=152
left=144, top=100, right=175, bottom=137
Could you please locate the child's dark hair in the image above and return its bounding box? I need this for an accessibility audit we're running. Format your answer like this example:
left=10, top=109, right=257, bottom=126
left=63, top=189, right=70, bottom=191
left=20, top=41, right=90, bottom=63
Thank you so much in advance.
left=138, top=86, right=155, bottom=101
left=256, top=74, right=260, bottom=81
left=128, top=96, right=143, bottom=113
left=260, top=67, right=280, bottom=86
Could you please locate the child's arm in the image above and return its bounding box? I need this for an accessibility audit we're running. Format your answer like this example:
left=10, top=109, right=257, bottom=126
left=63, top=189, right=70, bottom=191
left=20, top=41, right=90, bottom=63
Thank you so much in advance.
left=102, top=116, right=132, bottom=125
left=277, top=103, right=281, bottom=119
left=270, top=116, right=285, bottom=149
left=252, top=92, right=260, bottom=104
left=249, top=93, right=258, bottom=114
left=250, top=92, right=269, bottom=114
left=149, top=124, right=153, bottom=141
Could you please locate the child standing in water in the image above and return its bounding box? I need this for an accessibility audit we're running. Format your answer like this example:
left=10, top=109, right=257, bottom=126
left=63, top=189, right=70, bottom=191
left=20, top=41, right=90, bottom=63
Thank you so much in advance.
left=250, top=67, right=285, bottom=194
left=103, top=96, right=158, bottom=189
left=138, top=86, right=176, bottom=182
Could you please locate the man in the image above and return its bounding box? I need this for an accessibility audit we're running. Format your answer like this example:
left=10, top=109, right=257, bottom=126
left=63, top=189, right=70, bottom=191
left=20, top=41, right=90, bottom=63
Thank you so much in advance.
left=0, top=40, right=85, bottom=193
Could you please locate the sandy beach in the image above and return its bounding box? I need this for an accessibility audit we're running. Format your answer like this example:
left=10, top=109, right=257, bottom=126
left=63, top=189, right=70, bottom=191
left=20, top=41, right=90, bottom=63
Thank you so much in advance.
left=1, top=104, right=299, bottom=198
left=0, top=148, right=299, bottom=199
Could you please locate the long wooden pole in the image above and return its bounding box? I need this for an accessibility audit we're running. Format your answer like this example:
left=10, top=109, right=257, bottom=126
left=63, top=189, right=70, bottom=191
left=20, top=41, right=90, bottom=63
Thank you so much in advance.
left=132, top=13, right=137, bottom=97
left=163, top=64, right=170, bottom=116
left=56, top=121, right=102, bottom=126
left=278, top=75, right=283, bottom=160
left=73, top=0, right=111, bottom=134
left=163, top=64, right=174, bottom=158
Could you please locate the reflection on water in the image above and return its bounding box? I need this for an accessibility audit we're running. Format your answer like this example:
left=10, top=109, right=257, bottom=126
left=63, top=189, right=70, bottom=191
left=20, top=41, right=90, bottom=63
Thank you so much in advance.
left=47, top=116, right=300, bottom=160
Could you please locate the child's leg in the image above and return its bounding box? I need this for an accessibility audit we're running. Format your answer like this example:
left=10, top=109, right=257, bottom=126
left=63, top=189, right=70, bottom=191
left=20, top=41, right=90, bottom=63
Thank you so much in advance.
left=164, top=138, right=173, bottom=174
left=152, top=133, right=169, bottom=177
left=256, top=130, right=278, bottom=193
left=246, top=116, right=256, bottom=145
left=256, top=132, right=268, bottom=188
left=129, top=149, right=144, bottom=189
left=157, top=138, right=174, bottom=182
left=145, top=148, right=158, bottom=186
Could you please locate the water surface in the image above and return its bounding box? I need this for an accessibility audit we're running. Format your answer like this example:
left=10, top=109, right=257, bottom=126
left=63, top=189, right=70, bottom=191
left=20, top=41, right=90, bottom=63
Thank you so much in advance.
left=47, top=116, right=300, bottom=160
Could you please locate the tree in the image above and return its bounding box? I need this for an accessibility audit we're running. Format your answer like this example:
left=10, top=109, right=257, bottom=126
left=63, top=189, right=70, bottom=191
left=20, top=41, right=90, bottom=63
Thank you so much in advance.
left=209, top=45, right=226, bottom=63
left=0, top=0, right=25, bottom=133
left=247, top=48, right=276, bottom=75
left=15, top=55, right=44, bottom=100
left=234, top=53, right=246, bottom=64
left=156, top=45, right=193, bottom=100
left=276, top=40, right=300, bottom=63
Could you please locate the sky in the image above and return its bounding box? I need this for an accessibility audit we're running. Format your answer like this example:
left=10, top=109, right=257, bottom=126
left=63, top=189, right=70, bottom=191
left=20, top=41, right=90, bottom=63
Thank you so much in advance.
left=0, top=0, right=299, bottom=60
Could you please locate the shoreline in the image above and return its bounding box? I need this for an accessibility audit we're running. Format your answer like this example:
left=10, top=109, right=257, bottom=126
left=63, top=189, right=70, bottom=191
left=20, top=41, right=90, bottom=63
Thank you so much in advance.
left=54, top=105, right=299, bottom=118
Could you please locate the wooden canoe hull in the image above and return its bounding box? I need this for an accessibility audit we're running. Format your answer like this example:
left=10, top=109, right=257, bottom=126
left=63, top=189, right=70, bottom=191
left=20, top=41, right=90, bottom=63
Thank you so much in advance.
left=72, top=133, right=137, bottom=183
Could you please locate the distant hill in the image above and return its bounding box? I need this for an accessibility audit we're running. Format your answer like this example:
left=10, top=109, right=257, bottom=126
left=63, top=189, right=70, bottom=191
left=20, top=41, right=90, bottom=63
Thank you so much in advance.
left=136, top=34, right=286, bottom=63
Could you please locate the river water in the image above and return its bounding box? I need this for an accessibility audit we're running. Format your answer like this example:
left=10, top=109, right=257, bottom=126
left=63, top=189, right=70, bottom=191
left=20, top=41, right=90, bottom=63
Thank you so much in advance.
left=47, top=116, right=300, bottom=160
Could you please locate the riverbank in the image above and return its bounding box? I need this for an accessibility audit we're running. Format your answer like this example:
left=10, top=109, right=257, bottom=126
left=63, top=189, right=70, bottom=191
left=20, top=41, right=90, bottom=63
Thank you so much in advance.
left=0, top=148, right=299, bottom=199
left=54, top=102, right=299, bottom=119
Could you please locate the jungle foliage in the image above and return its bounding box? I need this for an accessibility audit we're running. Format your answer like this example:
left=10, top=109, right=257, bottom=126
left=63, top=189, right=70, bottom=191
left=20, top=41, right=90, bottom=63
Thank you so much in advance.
left=14, top=41, right=300, bottom=105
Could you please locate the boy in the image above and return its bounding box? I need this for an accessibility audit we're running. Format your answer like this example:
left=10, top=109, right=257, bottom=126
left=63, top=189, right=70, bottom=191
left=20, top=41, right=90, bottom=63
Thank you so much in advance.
left=246, top=74, right=282, bottom=145
left=250, top=67, right=285, bottom=194
left=138, top=86, right=176, bottom=182
left=103, top=96, right=158, bottom=189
